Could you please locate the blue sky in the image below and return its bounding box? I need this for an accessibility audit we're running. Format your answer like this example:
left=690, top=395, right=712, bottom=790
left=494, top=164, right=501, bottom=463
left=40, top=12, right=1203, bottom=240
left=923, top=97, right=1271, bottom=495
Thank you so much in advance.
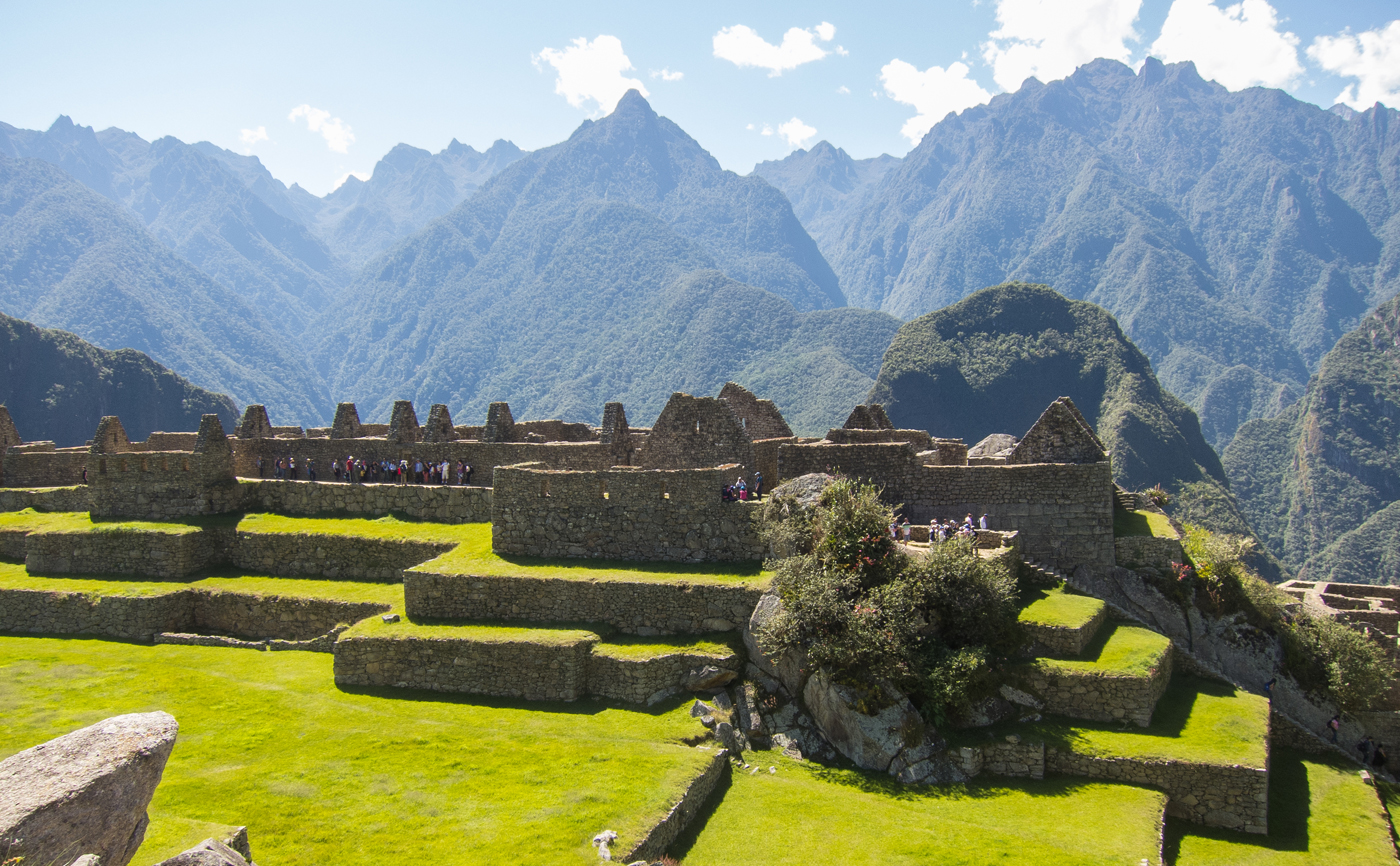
left=3, top=0, right=1397, bottom=195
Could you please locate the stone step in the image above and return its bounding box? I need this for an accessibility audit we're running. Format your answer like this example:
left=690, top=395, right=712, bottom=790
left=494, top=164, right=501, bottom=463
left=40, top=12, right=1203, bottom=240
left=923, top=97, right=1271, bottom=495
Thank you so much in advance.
left=332, top=617, right=741, bottom=705
left=1018, top=585, right=1107, bottom=657
left=1007, top=622, right=1174, bottom=727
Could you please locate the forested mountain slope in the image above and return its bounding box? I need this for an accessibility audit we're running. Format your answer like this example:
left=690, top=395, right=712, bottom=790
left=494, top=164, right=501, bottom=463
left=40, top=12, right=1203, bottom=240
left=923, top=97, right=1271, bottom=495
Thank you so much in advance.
left=870, top=282, right=1255, bottom=539
left=1224, top=293, right=1400, bottom=582
left=825, top=58, right=1400, bottom=450
left=0, top=312, right=237, bottom=446
left=314, top=92, right=884, bottom=429
left=751, top=141, right=899, bottom=262
left=0, top=154, right=329, bottom=423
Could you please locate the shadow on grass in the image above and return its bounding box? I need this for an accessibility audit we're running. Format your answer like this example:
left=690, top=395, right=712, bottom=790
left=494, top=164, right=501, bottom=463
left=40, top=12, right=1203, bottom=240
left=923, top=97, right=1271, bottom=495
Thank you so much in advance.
left=803, top=762, right=1156, bottom=806
left=665, top=760, right=734, bottom=860
left=490, top=551, right=767, bottom=579
left=1162, top=748, right=1311, bottom=863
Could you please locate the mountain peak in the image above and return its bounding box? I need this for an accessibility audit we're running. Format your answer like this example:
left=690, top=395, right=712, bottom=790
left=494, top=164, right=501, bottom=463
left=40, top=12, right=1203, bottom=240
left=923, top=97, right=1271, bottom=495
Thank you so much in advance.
left=612, top=89, right=656, bottom=119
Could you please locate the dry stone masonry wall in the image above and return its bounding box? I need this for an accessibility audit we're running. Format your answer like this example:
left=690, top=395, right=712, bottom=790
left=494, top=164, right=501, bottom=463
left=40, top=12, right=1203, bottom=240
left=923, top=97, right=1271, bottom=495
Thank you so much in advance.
left=1013, top=647, right=1173, bottom=727
left=25, top=528, right=224, bottom=579
left=241, top=479, right=492, bottom=523
left=491, top=464, right=765, bottom=563
left=229, top=531, right=456, bottom=582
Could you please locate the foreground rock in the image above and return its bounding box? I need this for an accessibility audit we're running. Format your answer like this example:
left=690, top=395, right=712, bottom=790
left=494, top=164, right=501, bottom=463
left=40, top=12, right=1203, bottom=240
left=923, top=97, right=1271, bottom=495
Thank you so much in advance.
left=151, top=838, right=253, bottom=866
left=803, top=670, right=947, bottom=783
left=0, top=712, right=179, bottom=866
left=742, top=592, right=809, bottom=696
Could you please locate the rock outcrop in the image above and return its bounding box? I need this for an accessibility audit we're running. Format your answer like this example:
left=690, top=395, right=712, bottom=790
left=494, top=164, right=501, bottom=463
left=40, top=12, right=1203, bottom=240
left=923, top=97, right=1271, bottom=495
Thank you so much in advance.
left=151, top=838, right=253, bottom=866
left=802, top=670, right=945, bottom=783
left=0, top=712, right=179, bottom=866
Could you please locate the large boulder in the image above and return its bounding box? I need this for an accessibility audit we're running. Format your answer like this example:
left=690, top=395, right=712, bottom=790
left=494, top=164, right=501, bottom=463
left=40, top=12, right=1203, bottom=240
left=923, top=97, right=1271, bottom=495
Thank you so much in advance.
left=151, top=838, right=252, bottom=866
left=0, top=712, right=179, bottom=866
left=742, top=592, right=809, bottom=696
left=803, top=670, right=940, bottom=780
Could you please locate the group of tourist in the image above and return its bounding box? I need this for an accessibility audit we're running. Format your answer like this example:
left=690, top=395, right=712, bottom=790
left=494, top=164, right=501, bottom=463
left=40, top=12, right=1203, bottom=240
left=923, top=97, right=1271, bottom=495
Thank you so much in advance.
left=254, top=455, right=474, bottom=486
left=888, top=512, right=991, bottom=544
left=721, top=471, right=763, bottom=502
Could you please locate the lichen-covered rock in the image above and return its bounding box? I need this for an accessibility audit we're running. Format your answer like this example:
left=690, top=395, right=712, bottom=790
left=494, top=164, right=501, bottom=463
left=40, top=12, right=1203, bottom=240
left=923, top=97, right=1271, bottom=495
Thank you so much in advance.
left=802, top=670, right=930, bottom=775
left=743, top=592, right=808, bottom=696
left=151, top=838, right=252, bottom=866
left=0, top=712, right=179, bottom=866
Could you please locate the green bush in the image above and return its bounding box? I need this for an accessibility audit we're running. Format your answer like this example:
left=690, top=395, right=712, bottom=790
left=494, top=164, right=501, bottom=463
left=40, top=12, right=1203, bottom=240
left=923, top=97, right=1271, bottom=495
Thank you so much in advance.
left=757, top=478, right=1018, bottom=723
left=1181, top=523, right=1394, bottom=712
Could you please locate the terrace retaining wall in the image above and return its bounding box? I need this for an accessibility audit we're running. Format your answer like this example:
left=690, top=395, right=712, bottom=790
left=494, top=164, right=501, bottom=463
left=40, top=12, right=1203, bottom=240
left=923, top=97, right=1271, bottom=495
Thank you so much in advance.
left=228, top=531, right=455, bottom=581
left=1021, top=603, right=1107, bottom=657
left=193, top=591, right=390, bottom=641
left=332, top=631, right=598, bottom=701
left=404, top=571, right=767, bottom=635
left=1046, top=748, right=1269, bottom=834
left=621, top=749, right=731, bottom=863
left=957, top=740, right=1046, bottom=779
left=586, top=646, right=741, bottom=705
left=240, top=479, right=492, bottom=523
left=0, top=486, right=90, bottom=512
left=0, top=588, right=192, bottom=639
left=1011, top=648, right=1173, bottom=727
left=24, top=528, right=226, bottom=579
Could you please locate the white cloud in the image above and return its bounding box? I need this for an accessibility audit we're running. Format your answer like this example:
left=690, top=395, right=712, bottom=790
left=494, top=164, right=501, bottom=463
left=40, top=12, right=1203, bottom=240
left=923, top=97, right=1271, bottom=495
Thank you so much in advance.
left=880, top=59, right=994, bottom=144
left=777, top=117, right=817, bottom=148
left=651, top=67, right=684, bottom=82
left=1308, top=20, right=1400, bottom=110
left=332, top=170, right=370, bottom=190
left=287, top=105, right=354, bottom=153
left=713, top=22, right=835, bottom=76
left=238, top=126, right=268, bottom=153
left=535, top=35, right=648, bottom=116
left=982, top=0, right=1141, bottom=91
left=837, top=85, right=851, bottom=94
left=1151, top=0, right=1302, bottom=90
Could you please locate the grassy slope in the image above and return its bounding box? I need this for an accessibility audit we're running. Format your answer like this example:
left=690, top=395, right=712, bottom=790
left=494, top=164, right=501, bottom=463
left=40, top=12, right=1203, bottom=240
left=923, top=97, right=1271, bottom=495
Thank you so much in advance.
left=0, top=509, right=203, bottom=535
left=0, top=563, right=405, bottom=606
left=236, top=513, right=475, bottom=544
left=1033, top=622, right=1172, bottom=677
left=678, top=754, right=1167, bottom=865
left=0, top=637, right=713, bottom=865
left=1114, top=509, right=1178, bottom=539
left=1170, top=748, right=1395, bottom=865
left=1018, top=585, right=1104, bottom=629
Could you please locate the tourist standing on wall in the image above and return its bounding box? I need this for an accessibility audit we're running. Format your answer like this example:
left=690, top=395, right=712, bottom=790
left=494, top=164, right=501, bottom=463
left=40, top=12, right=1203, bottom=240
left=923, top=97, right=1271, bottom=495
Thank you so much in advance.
left=753, top=471, right=763, bottom=500
left=307, top=458, right=317, bottom=482
left=463, top=463, right=473, bottom=485
left=256, top=456, right=264, bottom=478
left=980, top=513, right=990, bottom=530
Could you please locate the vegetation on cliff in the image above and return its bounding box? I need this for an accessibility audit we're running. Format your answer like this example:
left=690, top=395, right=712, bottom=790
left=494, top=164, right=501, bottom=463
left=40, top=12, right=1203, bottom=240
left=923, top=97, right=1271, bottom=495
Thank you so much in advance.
left=1224, top=292, right=1400, bottom=581
left=0, top=312, right=237, bottom=446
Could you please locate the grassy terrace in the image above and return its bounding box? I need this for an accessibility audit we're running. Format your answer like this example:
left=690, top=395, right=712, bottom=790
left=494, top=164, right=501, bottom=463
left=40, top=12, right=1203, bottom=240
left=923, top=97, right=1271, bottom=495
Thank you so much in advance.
left=1170, top=749, right=1395, bottom=865
left=0, top=508, right=203, bottom=535
left=411, top=522, right=770, bottom=587
left=1114, top=508, right=1178, bottom=539
left=0, top=637, right=713, bottom=866
left=956, top=676, right=1269, bottom=769
left=342, top=614, right=597, bottom=645
left=678, top=755, right=1168, bottom=865
left=1018, top=585, right=1105, bottom=629
left=1031, top=622, right=1171, bottom=677
left=0, top=563, right=403, bottom=607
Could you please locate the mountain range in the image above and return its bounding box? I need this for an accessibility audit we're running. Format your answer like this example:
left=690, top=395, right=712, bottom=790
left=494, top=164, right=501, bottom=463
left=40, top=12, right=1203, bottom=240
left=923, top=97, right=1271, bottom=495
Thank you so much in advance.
left=768, top=59, right=1400, bottom=452
left=0, top=311, right=236, bottom=446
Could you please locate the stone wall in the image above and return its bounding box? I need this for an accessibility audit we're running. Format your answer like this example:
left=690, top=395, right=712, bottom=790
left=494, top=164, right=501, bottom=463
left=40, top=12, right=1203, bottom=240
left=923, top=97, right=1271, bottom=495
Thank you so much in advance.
left=240, top=479, right=492, bottom=523
left=333, top=630, right=598, bottom=701
left=193, top=591, right=390, bottom=641
left=1115, top=536, right=1186, bottom=571
left=25, top=528, right=223, bottom=579
left=229, top=531, right=455, bottom=581
left=779, top=443, right=1114, bottom=570
left=636, top=394, right=757, bottom=482
left=403, top=571, right=766, bottom=635
left=0, top=588, right=192, bottom=639
left=586, top=645, right=741, bottom=705
left=718, top=382, right=793, bottom=441
left=621, top=749, right=730, bottom=863
left=2, top=447, right=88, bottom=487
left=1012, top=648, right=1173, bottom=727
left=1021, top=602, right=1107, bottom=657
left=0, top=486, right=91, bottom=512
left=956, top=740, right=1046, bottom=779
left=1046, top=748, right=1269, bottom=834
left=491, top=465, right=765, bottom=563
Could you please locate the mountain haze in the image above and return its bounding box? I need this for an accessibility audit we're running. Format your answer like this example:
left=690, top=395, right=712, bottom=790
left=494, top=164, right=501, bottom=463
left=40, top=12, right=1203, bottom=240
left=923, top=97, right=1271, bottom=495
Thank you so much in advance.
left=819, top=59, right=1400, bottom=450
left=0, top=312, right=237, bottom=446
left=751, top=141, right=900, bottom=262
left=0, top=153, right=329, bottom=423
left=315, top=92, right=883, bottom=430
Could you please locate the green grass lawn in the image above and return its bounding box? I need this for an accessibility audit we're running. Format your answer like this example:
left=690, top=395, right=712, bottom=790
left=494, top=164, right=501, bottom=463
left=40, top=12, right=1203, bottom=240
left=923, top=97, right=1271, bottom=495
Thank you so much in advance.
left=1018, top=585, right=1105, bottom=629
left=1168, top=748, right=1395, bottom=865
left=957, top=676, right=1269, bottom=768
left=413, top=523, right=770, bottom=587
left=677, top=754, right=1167, bottom=865
left=1033, top=622, right=1171, bottom=677
left=0, top=561, right=191, bottom=597
left=0, top=508, right=203, bottom=535
left=342, top=613, right=599, bottom=645
left=1114, top=509, right=1178, bottom=539
left=236, top=513, right=473, bottom=544
left=0, top=636, right=715, bottom=865
left=593, top=634, right=737, bottom=660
